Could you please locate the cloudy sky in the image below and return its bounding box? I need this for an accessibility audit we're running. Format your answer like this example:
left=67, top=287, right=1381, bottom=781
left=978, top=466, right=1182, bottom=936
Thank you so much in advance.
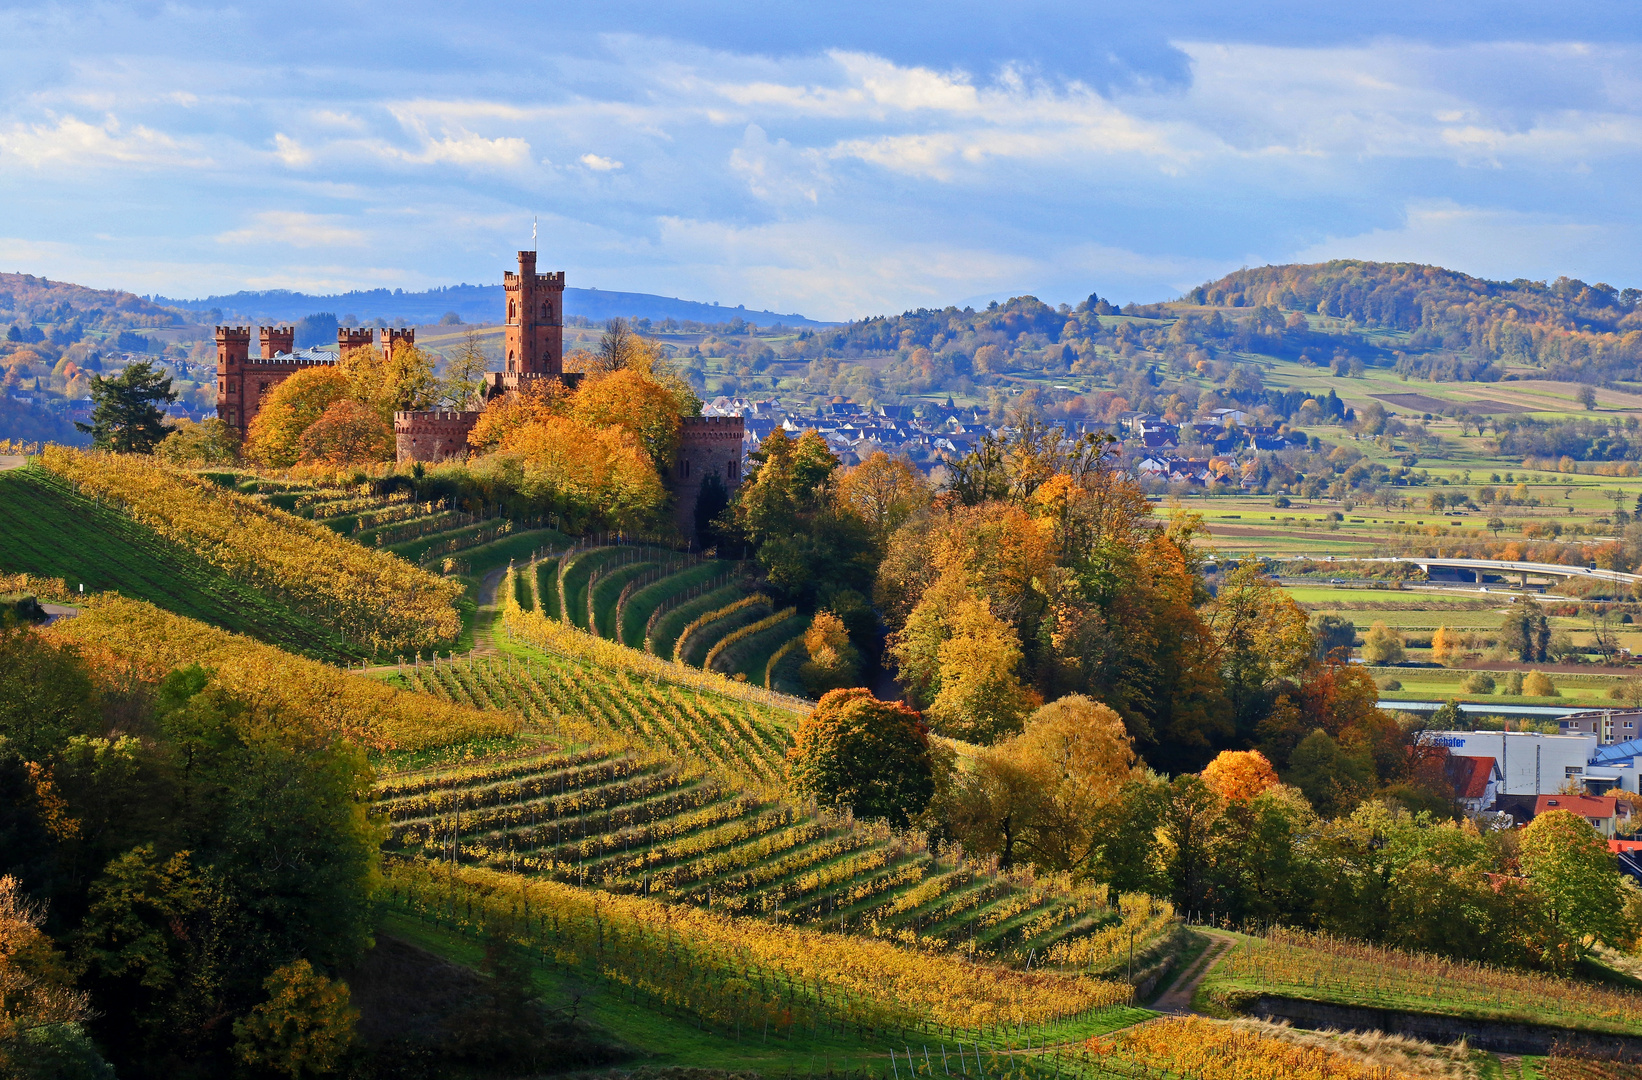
left=0, top=1, right=1637, bottom=320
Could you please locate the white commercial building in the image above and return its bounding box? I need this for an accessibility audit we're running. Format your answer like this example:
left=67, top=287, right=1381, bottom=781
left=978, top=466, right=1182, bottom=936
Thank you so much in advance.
left=1419, top=731, right=1628, bottom=795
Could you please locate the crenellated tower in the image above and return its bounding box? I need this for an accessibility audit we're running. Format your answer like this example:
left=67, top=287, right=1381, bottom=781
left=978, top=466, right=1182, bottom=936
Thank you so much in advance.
left=338, top=327, right=375, bottom=353
left=383, top=327, right=415, bottom=365
left=502, top=250, right=564, bottom=376
left=259, top=325, right=294, bottom=358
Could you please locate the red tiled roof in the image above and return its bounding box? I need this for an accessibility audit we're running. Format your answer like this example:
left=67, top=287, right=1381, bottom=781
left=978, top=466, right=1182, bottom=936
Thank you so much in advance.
left=1609, top=839, right=1642, bottom=853
left=1445, top=755, right=1496, bottom=800
left=1535, top=794, right=1617, bottom=819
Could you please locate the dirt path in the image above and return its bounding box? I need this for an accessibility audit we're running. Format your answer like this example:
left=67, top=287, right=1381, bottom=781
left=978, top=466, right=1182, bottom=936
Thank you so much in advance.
left=1151, top=931, right=1239, bottom=1016
left=0, top=455, right=25, bottom=471
left=470, top=566, right=508, bottom=655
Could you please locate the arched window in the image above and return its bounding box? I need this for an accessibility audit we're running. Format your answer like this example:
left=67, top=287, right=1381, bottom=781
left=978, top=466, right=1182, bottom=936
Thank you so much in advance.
left=508, top=299, right=516, bottom=321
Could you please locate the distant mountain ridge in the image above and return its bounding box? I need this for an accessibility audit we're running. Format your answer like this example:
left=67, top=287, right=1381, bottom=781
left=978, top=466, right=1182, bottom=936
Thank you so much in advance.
left=156, top=283, right=831, bottom=329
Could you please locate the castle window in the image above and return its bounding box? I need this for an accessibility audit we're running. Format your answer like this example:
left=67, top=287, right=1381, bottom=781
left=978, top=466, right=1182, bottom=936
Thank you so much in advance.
left=508, top=299, right=516, bottom=321
left=730, top=459, right=740, bottom=480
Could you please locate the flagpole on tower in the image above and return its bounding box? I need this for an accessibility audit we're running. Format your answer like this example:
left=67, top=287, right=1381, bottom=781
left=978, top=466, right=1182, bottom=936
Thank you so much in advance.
left=532, top=215, right=538, bottom=253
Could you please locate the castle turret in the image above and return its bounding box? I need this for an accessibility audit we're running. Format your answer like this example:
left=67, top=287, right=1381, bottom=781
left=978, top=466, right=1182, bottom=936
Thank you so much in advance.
left=383, top=327, right=415, bottom=365
left=259, top=325, right=294, bottom=358
left=215, top=326, right=252, bottom=432
left=394, top=409, right=481, bottom=464
left=674, top=416, right=746, bottom=538
left=338, top=327, right=375, bottom=353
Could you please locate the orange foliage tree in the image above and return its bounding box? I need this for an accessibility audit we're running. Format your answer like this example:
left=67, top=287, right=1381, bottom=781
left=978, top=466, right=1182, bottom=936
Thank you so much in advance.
left=296, top=398, right=394, bottom=466
left=1201, top=749, right=1279, bottom=803
left=246, top=367, right=352, bottom=467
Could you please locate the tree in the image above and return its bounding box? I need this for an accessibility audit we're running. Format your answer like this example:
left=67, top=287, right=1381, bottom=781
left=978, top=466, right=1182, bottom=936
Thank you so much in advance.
left=337, top=340, right=439, bottom=422
left=1487, top=516, right=1506, bottom=538
left=76, top=360, right=176, bottom=453
left=1201, top=563, right=1313, bottom=742
left=798, top=611, right=861, bottom=697
left=1361, top=622, right=1405, bottom=664
left=156, top=417, right=240, bottom=466
left=924, top=592, right=1038, bottom=743
left=995, top=695, right=1136, bottom=871
left=296, top=399, right=394, bottom=466
left=1201, top=749, right=1279, bottom=803
left=571, top=367, right=686, bottom=471
left=1524, top=671, right=1558, bottom=697
left=232, top=960, right=357, bottom=1079
left=833, top=452, right=932, bottom=552
left=1286, top=730, right=1371, bottom=817
left=500, top=418, right=668, bottom=531
left=1500, top=598, right=1551, bottom=662
left=439, top=328, right=491, bottom=408
left=1579, top=385, right=1598, bottom=410
left=1520, top=809, right=1625, bottom=945
left=246, top=368, right=353, bottom=467
left=786, top=688, right=935, bottom=828
left=1431, top=625, right=1459, bottom=665
left=0, top=874, right=112, bottom=1080
left=1309, top=614, right=1355, bottom=660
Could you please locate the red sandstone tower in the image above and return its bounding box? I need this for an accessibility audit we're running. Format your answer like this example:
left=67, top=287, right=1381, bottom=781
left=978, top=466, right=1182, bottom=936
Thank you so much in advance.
left=503, top=250, right=564, bottom=376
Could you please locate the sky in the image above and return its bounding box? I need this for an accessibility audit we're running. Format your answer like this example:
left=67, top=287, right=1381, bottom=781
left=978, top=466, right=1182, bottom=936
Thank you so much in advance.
left=0, top=1, right=1638, bottom=321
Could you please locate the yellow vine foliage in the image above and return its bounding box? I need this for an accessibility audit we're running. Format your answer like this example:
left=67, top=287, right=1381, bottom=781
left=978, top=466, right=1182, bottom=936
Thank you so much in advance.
left=47, top=595, right=515, bottom=751
left=1104, top=1016, right=1419, bottom=1080
left=388, top=860, right=1128, bottom=1030
left=38, top=447, right=461, bottom=653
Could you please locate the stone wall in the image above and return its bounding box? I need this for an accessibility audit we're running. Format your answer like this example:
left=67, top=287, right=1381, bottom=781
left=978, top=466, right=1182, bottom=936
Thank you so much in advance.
left=394, top=410, right=481, bottom=464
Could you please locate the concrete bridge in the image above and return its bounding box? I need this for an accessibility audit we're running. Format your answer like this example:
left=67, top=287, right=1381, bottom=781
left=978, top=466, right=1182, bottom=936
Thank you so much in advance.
left=1348, top=556, right=1642, bottom=588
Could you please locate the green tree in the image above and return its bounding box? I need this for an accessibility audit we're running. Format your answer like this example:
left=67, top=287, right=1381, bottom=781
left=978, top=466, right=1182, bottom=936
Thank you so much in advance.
left=786, top=688, right=936, bottom=828
left=1286, top=729, right=1372, bottom=817
left=232, top=960, right=357, bottom=1078
left=76, top=360, right=176, bottom=453
left=1310, top=614, right=1356, bottom=660
left=1579, top=385, right=1598, bottom=410
left=1360, top=621, right=1406, bottom=664
left=0, top=626, right=102, bottom=762
left=1500, top=597, right=1551, bottom=662
left=1520, top=809, right=1625, bottom=946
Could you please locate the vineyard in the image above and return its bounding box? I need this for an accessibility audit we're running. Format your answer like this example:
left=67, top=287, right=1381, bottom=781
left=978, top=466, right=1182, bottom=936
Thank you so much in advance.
left=0, top=465, right=362, bottom=660
left=1089, top=1016, right=1422, bottom=1080
left=47, top=594, right=514, bottom=751
left=38, top=448, right=462, bottom=653
left=1206, top=927, right=1642, bottom=1035
left=505, top=540, right=809, bottom=692
left=381, top=626, right=1151, bottom=962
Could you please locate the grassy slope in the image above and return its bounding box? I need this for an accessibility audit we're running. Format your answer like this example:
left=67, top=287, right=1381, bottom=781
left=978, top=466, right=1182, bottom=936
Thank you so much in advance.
left=650, top=585, right=746, bottom=659
left=592, top=560, right=658, bottom=638
left=0, top=466, right=360, bottom=660
left=678, top=601, right=773, bottom=667
left=621, top=562, right=726, bottom=647
left=719, top=613, right=805, bottom=680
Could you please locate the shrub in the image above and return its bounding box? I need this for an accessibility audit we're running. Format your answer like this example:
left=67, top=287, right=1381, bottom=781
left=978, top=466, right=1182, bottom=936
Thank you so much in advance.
left=1524, top=671, right=1558, bottom=697
left=1461, top=671, right=1496, bottom=694
left=1361, top=621, right=1405, bottom=664
left=1376, top=676, right=1402, bottom=691
left=1504, top=670, right=1525, bottom=695
left=787, top=688, right=934, bottom=828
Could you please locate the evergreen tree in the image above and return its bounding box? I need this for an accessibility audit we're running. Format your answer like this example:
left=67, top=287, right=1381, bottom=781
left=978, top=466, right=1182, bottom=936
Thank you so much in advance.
left=77, top=360, right=175, bottom=452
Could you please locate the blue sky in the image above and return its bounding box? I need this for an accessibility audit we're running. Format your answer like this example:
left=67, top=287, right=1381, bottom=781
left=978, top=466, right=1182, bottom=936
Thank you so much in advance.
left=0, top=2, right=1638, bottom=320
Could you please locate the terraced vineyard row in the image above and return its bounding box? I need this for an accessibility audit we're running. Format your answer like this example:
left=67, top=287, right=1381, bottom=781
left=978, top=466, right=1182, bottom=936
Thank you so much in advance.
left=512, top=542, right=808, bottom=692
left=390, top=650, right=1111, bottom=960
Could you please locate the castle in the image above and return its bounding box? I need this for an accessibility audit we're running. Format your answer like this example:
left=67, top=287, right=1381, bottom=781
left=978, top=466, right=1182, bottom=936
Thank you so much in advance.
left=216, top=251, right=743, bottom=532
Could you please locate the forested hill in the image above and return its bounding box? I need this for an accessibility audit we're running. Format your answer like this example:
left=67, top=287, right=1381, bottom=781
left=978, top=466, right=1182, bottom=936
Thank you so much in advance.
left=788, top=259, right=1642, bottom=393
left=1186, top=261, right=1642, bottom=382
left=0, top=272, right=181, bottom=332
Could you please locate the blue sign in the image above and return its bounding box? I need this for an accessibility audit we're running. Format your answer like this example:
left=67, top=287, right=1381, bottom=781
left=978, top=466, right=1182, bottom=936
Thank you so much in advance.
left=1427, top=736, right=1466, bottom=747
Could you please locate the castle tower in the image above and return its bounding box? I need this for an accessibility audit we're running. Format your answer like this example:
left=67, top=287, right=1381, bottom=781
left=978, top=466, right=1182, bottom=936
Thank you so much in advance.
left=338, top=327, right=375, bottom=353
left=503, top=250, right=564, bottom=376
left=215, top=326, right=251, bottom=431
left=673, top=416, right=746, bottom=539
left=259, top=325, right=294, bottom=358
left=383, top=327, right=415, bottom=365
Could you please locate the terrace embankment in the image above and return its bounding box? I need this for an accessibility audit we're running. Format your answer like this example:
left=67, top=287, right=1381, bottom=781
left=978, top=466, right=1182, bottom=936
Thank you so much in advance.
left=1236, top=995, right=1642, bottom=1055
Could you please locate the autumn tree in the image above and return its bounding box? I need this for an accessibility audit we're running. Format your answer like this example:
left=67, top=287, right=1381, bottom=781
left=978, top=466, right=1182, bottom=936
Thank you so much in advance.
left=1200, top=563, right=1313, bottom=744
left=1360, top=622, right=1406, bottom=664
left=833, top=451, right=933, bottom=551
left=232, top=960, right=358, bottom=1079
left=466, top=375, right=573, bottom=452
left=296, top=399, right=394, bottom=466
left=798, top=610, right=861, bottom=697
left=78, top=360, right=176, bottom=453
left=337, top=340, right=439, bottom=423
left=156, top=417, right=240, bottom=466
left=571, top=367, right=689, bottom=471
left=1201, top=749, right=1279, bottom=803
left=246, top=367, right=353, bottom=467
left=496, top=418, right=667, bottom=531
left=1521, top=809, right=1625, bottom=946
left=439, top=328, right=492, bottom=408
left=787, top=688, right=936, bottom=828
left=1431, top=625, right=1459, bottom=665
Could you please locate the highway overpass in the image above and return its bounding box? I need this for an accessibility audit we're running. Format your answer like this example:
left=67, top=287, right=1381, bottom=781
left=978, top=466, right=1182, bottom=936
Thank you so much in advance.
left=1346, top=556, right=1642, bottom=588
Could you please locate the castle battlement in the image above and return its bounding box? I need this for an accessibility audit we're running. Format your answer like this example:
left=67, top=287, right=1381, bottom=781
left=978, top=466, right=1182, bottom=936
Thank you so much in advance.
left=243, top=353, right=337, bottom=368
left=338, top=328, right=375, bottom=351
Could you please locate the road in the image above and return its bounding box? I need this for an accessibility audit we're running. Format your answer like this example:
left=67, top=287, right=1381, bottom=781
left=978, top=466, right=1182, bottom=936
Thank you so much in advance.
left=1352, top=556, right=1642, bottom=586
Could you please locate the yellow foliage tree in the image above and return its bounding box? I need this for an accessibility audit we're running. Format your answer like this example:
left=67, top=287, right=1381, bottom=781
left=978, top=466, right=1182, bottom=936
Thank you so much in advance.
left=467, top=374, right=572, bottom=451
left=1361, top=621, right=1406, bottom=664
left=246, top=367, right=352, bottom=467
left=1431, top=625, right=1457, bottom=665
left=336, top=340, right=439, bottom=423
left=1524, top=670, right=1558, bottom=697
left=571, top=367, right=687, bottom=470
left=926, top=591, right=1039, bottom=743
left=1201, top=749, right=1279, bottom=802
left=232, top=959, right=358, bottom=1078
left=833, top=451, right=933, bottom=551
left=502, top=417, right=666, bottom=530
left=799, top=609, right=861, bottom=696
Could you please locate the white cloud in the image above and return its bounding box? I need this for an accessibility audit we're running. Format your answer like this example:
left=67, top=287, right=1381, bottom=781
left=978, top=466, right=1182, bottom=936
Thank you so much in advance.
left=728, top=125, right=825, bottom=204
left=272, top=133, right=311, bottom=167
left=0, top=113, right=207, bottom=168
left=215, top=211, right=367, bottom=249
left=580, top=153, right=622, bottom=171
